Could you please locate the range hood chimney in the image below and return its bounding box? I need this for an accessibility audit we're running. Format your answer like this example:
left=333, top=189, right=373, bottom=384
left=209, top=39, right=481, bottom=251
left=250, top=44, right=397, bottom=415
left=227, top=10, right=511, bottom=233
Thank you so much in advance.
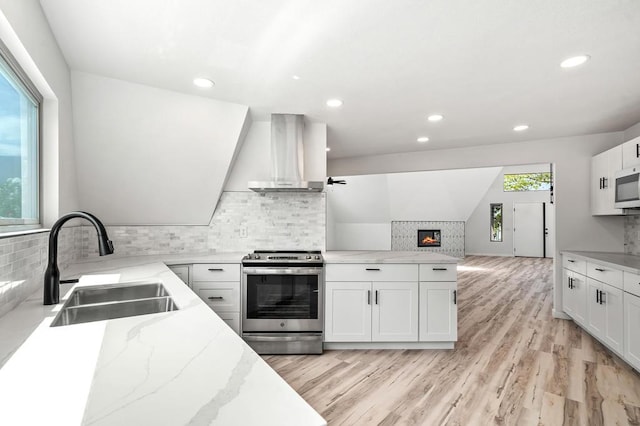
left=249, top=114, right=324, bottom=193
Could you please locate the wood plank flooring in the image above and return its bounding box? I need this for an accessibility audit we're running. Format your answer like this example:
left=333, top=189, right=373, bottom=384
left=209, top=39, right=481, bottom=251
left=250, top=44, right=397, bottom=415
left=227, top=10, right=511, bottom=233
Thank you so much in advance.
left=263, top=256, right=640, bottom=425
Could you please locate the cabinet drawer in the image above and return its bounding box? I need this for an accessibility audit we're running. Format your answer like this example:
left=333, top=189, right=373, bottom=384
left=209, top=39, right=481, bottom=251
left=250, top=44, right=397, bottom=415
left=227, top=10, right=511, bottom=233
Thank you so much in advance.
left=217, top=312, right=240, bottom=335
left=192, top=264, right=240, bottom=281
left=624, top=271, right=640, bottom=298
left=192, top=281, right=240, bottom=312
left=587, top=262, right=623, bottom=289
left=326, top=264, right=418, bottom=282
left=419, top=264, right=457, bottom=282
left=562, top=256, right=587, bottom=275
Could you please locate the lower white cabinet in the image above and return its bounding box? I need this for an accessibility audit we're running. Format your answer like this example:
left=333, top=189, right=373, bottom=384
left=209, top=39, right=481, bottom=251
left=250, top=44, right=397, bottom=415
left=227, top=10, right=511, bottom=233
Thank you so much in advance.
left=168, top=265, right=190, bottom=286
left=624, top=293, right=640, bottom=371
left=419, top=282, right=457, bottom=341
left=562, top=269, right=587, bottom=326
left=325, top=281, right=418, bottom=342
left=191, top=263, right=241, bottom=335
left=586, top=278, right=624, bottom=356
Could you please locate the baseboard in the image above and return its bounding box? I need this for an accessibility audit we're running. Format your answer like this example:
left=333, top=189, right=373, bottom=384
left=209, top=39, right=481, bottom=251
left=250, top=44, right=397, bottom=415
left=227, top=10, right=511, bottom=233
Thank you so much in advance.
left=465, top=252, right=513, bottom=257
left=324, top=341, right=455, bottom=350
left=552, top=309, right=571, bottom=320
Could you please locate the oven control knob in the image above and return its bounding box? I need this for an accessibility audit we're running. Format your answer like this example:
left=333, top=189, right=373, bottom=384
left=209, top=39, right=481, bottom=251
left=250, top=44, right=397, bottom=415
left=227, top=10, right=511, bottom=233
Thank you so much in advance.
left=315, top=255, right=321, bottom=260
left=280, top=322, right=285, bottom=328
left=305, top=255, right=312, bottom=260
left=254, top=254, right=260, bottom=259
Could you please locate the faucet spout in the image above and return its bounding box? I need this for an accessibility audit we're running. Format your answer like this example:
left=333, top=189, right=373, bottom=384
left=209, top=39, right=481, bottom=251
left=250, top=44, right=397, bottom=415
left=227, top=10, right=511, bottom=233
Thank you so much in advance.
left=43, top=211, right=114, bottom=305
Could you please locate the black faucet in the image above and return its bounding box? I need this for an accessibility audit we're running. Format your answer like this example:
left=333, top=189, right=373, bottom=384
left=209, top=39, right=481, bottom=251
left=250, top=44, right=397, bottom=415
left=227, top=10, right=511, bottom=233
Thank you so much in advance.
left=43, top=211, right=114, bottom=305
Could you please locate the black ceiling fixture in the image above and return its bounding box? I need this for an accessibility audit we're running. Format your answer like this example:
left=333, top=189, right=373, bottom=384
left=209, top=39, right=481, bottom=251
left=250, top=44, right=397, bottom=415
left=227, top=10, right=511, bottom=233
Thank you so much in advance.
left=327, top=177, right=346, bottom=185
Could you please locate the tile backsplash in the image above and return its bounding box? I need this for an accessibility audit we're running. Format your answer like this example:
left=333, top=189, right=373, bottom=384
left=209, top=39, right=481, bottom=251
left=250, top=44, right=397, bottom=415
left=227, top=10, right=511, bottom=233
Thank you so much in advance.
left=625, top=216, right=640, bottom=255
left=81, top=191, right=326, bottom=256
left=0, top=227, right=80, bottom=318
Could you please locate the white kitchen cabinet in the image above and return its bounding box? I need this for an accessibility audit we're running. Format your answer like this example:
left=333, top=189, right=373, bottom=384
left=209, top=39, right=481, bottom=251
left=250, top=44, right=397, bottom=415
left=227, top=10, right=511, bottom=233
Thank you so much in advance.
left=168, top=264, right=190, bottom=286
left=586, top=278, right=624, bottom=357
left=562, top=268, right=587, bottom=327
left=419, top=282, right=457, bottom=341
left=372, top=282, right=419, bottom=341
left=591, top=145, right=623, bottom=215
left=325, top=281, right=372, bottom=342
left=622, top=135, right=640, bottom=169
left=192, top=263, right=241, bottom=334
left=324, top=280, right=418, bottom=342
left=624, top=292, right=640, bottom=372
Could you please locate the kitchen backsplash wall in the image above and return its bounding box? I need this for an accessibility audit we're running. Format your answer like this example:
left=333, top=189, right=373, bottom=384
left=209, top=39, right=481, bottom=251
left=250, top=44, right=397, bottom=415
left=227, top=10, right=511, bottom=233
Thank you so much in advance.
left=0, top=228, right=80, bottom=318
left=624, top=216, right=640, bottom=255
left=81, top=191, right=326, bottom=256
left=391, top=221, right=465, bottom=258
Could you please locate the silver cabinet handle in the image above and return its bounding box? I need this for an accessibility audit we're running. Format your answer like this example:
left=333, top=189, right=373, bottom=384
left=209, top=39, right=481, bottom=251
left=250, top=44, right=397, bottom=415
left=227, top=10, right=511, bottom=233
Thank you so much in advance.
left=208, top=296, right=224, bottom=300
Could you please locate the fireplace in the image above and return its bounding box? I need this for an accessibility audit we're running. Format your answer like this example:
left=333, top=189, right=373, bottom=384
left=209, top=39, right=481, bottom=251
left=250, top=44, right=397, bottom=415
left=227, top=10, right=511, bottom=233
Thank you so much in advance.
left=417, top=229, right=441, bottom=247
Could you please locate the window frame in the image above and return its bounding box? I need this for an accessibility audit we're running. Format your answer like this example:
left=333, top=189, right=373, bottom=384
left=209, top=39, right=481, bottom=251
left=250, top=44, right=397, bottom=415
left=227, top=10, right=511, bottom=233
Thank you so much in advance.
left=490, top=203, right=503, bottom=242
left=503, top=172, right=551, bottom=192
left=0, top=37, right=42, bottom=230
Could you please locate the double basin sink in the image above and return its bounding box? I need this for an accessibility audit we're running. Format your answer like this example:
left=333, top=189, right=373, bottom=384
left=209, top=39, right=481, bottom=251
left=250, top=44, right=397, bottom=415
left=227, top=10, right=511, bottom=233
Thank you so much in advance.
left=51, top=281, right=179, bottom=327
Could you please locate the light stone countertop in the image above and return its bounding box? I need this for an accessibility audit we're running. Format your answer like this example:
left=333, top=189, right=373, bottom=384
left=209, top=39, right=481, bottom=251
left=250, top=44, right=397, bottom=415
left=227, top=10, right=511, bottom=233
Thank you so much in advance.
left=0, top=256, right=325, bottom=426
left=561, top=250, right=640, bottom=274
left=324, top=250, right=459, bottom=264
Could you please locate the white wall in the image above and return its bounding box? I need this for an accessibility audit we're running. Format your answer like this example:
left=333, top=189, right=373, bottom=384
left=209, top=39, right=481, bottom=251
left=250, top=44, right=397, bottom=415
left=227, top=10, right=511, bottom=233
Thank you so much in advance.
left=0, top=1, right=78, bottom=226
left=465, top=164, right=552, bottom=256
left=224, top=119, right=327, bottom=191
left=72, top=71, right=250, bottom=225
left=624, top=121, right=640, bottom=140
left=326, top=167, right=501, bottom=250
left=329, top=132, right=626, bottom=316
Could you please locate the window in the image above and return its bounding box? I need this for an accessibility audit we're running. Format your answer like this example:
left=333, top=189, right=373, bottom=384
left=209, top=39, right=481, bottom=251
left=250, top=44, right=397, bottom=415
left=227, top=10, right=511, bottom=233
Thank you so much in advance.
left=503, top=172, right=551, bottom=192
left=0, top=41, right=41, bottom=228
left=490, top=203, right=502, bottom=242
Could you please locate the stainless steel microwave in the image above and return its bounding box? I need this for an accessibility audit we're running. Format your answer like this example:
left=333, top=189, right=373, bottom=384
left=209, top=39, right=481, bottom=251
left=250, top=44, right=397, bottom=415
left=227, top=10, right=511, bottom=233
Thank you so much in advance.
left=615, top=167, right=640, bottom=208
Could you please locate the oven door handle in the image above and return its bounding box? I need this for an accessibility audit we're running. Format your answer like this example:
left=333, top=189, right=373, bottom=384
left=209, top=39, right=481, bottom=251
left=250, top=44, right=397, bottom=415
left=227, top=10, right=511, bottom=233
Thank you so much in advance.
left=243, top=268, right=323, bottom=275
left=242, top=334, right=322, bottom=342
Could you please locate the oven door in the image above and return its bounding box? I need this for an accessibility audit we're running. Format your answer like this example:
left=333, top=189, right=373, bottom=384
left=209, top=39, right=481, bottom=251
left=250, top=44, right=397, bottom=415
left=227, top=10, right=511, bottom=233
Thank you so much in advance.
left=242, top=267, right=324, bottom=332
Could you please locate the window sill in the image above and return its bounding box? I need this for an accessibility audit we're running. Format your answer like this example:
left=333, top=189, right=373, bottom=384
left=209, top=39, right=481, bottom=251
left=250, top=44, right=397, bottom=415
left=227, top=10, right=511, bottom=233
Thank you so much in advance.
left=0, top=227, right=50, bottom=239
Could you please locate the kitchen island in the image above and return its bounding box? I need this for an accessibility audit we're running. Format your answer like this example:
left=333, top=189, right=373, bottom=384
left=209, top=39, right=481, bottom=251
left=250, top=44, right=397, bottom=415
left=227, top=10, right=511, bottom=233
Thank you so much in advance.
left=0, top=254, right=325, bottom=426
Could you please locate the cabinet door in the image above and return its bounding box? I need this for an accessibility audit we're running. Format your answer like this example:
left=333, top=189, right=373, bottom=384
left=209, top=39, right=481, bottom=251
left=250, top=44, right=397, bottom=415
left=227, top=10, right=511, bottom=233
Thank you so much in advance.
left=571, top=273, right=588, bottom=327
left=622, top=135, right=640, bottom=169
left=371, top=282, right=418, bottom=342
left=591, top=146, right=623, bottom=215
left=591, top=151, right=607, bottom=215
left=562, top=269, right=575, bottom=317
left=325, top=282, right=372, bottom=342
left=602, top=283, right=624, bottom=356
left=419, top=282, right=457, bottom=342
left=624, top=293, right=640, bottom=372
left=605, top=145, right=622, bottom=214
left=587, top=278, right=605, bottom=338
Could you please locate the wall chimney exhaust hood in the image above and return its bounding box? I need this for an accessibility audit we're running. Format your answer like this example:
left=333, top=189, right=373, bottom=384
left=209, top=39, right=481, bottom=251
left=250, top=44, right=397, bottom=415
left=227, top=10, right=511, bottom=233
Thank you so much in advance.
left=249, top=114, right=324, bottom=193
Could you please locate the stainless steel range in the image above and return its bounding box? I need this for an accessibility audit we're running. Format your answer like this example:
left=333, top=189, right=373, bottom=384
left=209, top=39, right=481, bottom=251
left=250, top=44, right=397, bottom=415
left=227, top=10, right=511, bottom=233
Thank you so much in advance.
left=241, top=250, right=324, bottom=355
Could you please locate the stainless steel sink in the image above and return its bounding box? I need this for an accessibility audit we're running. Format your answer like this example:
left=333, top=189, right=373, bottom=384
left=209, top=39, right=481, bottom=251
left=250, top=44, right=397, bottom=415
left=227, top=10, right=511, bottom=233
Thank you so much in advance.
left=64, top=282, right=170, bottom=307
left=50, top=282, right=179, bottom=327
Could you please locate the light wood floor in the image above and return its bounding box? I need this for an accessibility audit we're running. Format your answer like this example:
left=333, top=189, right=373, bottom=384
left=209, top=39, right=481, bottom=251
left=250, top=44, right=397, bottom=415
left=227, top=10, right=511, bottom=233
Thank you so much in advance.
left=263, top=256, right=640, bottom=425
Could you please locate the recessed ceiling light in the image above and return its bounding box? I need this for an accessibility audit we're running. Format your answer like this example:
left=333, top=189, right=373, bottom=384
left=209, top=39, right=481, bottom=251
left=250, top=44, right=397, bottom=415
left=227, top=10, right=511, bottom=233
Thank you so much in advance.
left=417, top=137, right=430, bottom=143
left=560, top=55, right=590, bottom=68
left=513, top=124, right=529, bottom=132
left=428, top=114, right=444, bottom=122
left=292, top=75, right=300, bottom=80
left=326, top=99, right=343, bottom=108
left=193, top=78, right=214, bottom=88
left=326, top=147, right=331, bottom=152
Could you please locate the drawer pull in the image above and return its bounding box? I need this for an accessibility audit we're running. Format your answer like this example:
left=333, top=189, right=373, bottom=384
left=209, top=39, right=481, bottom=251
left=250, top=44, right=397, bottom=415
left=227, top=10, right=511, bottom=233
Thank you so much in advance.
left=567, top=260, right=575, bottom=263
left=432, top=267, right=448, bottom=271
left=208, top=296, right=224, bottom=300
left=595, top=268, right=605, bottom=272
left=208, top=268, right=224, bottom=272
left=366, top=268, right=381, bottom=271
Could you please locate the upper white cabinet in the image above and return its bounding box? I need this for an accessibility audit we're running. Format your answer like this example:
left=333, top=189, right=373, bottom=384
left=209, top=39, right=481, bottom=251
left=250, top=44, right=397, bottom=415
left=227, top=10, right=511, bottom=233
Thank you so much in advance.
left=622, top=135, right=640, bottom=169
left=591, top=145, right=622, bottom=215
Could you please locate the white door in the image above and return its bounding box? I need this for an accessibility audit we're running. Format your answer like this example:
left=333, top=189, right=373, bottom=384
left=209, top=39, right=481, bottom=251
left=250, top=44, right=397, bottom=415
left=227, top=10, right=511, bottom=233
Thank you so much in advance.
left=513, top=202, right=545, bottom=257
left=602, top=283, right=624, bottom=356
left=419, top=281, right=458, bottom=341
left=624, top=293, right=640, bottom=372
left=372, top=282, right=419, bottom=341
left=324, top=282, right=372, bottom=342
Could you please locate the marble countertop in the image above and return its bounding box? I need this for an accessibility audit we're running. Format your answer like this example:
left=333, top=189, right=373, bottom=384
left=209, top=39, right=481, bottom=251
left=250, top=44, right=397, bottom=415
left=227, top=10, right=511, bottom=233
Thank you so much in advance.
left=0, top=257, right=325, bottom=426
left=561, top=250, right=640, bottom=274
left=324, top=250, right=459, bottom=264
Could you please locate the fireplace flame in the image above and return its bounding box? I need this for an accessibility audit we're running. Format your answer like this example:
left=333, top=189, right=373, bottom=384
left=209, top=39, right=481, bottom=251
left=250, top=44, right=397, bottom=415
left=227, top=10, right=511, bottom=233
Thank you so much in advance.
left=422, top=236, right=438, bottom=244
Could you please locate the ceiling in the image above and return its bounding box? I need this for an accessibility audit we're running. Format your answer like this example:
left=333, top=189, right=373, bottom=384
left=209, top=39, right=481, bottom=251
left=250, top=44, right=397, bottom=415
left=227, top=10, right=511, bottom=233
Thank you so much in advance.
left=39, top=0, right=640, bottom=159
